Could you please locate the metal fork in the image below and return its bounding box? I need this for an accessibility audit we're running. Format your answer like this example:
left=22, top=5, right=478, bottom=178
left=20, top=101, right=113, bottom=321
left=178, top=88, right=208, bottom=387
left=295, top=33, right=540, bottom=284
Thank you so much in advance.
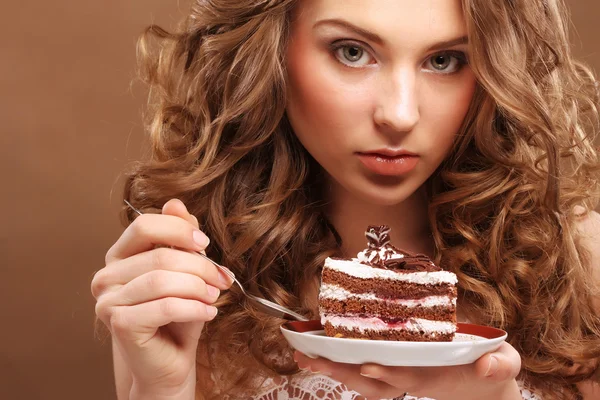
left=124, top=200, right=308, bottom=321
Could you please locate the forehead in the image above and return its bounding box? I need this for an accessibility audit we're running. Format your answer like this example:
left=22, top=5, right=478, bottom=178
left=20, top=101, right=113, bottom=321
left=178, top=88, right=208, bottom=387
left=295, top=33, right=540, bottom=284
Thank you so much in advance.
left=292, top=0, right=467, bottom=50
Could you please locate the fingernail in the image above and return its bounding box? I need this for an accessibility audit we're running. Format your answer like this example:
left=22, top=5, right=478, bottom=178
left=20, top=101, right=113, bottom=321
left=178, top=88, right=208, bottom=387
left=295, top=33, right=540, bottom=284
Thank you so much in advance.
left=206, top=305, right=218, bottom=318
left=207, top=285, right=220, bottom=299
left=219, top=267, right=234, bottom=285
left=360, top=367, right=380, bottom=379
left=299, top=366, right=311, bottom=372
left=193, top=230, right=210, bottom=248
left=305, top=354, right=318, bottom=359
left=360, top=372, right=379, bottom=379
left=485, top=356, right=498, bottom=377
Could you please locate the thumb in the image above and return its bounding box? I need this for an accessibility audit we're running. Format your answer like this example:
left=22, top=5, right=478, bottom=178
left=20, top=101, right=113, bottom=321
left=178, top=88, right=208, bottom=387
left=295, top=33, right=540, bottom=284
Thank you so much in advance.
left=161, top=199, right=232, bottom=287
left=162, top=199, right=200, bottom=229
left=474, top=342, right=521, bottom=382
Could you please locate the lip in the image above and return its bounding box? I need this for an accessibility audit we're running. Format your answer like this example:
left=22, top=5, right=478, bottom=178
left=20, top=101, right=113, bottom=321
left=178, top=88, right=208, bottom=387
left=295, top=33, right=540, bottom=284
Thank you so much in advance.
left=356, top=149, right=419, bottom=176
left=360, top=148, right=418, bottom=158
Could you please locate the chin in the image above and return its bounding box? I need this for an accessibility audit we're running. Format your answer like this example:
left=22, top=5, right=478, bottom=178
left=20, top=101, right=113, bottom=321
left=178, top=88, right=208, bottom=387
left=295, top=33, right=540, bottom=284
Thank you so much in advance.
left=325, top=167, right=428, bottom=207
left=347, top=182, right=420, bottom=207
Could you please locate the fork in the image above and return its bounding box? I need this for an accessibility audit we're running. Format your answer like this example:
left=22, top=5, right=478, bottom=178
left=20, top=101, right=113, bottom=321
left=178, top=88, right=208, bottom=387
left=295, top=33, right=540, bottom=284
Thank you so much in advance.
left=124, top=200, right=309, bottom=321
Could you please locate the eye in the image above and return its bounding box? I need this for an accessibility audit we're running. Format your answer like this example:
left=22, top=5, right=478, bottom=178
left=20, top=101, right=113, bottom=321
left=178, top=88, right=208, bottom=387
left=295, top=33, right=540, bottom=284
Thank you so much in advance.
left=424, top=51, right=468, bottom=74
left=332, top=41, right=375, bottom=68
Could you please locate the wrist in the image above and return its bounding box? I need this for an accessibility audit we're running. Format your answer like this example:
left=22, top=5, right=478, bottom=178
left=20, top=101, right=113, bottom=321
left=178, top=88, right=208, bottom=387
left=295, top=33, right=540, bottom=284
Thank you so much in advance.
left=130, top=379, right=196, bottom=400
left=491, top=379, right=522, bottom=400
left=456, top=380, right=521, bottom=400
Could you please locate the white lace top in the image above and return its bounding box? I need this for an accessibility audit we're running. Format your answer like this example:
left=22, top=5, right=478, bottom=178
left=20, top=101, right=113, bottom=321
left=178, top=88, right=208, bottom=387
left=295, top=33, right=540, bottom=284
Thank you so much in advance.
left=251, top=373, right=541, bottom=400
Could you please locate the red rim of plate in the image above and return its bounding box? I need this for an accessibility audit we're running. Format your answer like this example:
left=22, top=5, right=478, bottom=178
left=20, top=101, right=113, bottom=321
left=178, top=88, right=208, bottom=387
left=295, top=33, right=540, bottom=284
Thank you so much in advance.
left=283, top=320, right=506, bottom=340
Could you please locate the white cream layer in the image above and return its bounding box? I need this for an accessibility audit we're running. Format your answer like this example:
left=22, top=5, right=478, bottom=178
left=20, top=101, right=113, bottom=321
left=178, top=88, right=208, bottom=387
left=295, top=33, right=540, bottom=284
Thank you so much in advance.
left=322, top=314, right=457, bottom=334
left=324, top=257, right=458, bottom=285
left=319, top=283, right=456, bottom=307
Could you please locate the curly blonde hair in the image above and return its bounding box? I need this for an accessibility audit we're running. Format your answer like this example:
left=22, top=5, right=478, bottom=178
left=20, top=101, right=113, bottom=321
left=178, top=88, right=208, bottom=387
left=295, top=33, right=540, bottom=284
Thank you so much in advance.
left=122, top=0, right=600, bottom=398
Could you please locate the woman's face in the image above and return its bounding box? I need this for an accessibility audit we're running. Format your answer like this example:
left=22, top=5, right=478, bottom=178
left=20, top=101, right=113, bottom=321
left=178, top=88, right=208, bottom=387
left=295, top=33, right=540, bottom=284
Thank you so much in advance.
left=286, top=0, right=477, bottom=206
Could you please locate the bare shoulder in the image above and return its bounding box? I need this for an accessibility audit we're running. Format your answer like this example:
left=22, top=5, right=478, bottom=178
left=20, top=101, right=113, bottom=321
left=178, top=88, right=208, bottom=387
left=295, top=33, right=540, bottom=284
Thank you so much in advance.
left=573, top=208, right=600, bottom=259
left=578, top=380, right=600, bottom=399
left=572, top=208, right=600, bottom=307
left=573, top=208, right=600, bottom=399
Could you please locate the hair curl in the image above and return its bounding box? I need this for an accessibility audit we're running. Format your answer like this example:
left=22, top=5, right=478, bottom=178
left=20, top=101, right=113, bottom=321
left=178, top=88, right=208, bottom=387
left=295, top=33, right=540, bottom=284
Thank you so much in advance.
left=122, top=0, right=600, bottom=398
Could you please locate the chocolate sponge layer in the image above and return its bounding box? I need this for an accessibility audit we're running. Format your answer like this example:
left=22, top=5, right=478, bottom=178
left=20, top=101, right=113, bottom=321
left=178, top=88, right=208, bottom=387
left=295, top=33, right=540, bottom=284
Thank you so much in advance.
left=323, top=322, right=453, bottom=342
left=322, top=268, right=457, bottom=299
left=319, top=298, right=456, bottom=322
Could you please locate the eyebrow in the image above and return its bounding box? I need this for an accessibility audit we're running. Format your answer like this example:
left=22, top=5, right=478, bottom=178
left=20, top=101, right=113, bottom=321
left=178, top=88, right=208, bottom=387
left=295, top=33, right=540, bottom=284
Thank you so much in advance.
left=313, top=18, right=468, bottom=51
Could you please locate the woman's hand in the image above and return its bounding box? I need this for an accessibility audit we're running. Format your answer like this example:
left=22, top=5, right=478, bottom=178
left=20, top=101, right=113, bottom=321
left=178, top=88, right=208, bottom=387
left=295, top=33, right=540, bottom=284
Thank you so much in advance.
left=91, top=199, right=233, bottom=399
left=294, top=341, right=522, bottom=400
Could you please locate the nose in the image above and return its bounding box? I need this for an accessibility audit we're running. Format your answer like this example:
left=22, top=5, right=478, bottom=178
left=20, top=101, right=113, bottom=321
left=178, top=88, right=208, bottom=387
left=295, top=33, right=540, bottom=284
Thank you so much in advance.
left=373, top=69, right=420, bottom=134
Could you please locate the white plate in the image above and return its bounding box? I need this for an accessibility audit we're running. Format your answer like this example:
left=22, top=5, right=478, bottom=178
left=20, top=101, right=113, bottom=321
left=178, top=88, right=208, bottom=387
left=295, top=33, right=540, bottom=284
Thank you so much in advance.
left=281, top=320, right=507, bottom=367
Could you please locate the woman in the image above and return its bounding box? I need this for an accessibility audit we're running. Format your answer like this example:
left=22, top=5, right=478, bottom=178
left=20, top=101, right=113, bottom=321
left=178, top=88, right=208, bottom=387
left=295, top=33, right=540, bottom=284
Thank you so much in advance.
left=91, top=0, right=600, bottom=399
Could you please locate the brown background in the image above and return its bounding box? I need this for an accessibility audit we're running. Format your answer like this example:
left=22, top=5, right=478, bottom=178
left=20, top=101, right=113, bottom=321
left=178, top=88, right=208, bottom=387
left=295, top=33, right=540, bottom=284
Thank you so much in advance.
left=0, top=1, right=598, bottom=399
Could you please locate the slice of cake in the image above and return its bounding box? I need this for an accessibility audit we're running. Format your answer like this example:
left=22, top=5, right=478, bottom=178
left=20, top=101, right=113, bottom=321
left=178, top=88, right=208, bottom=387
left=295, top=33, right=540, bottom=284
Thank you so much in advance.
left=319, top=225, right=458, bottom=342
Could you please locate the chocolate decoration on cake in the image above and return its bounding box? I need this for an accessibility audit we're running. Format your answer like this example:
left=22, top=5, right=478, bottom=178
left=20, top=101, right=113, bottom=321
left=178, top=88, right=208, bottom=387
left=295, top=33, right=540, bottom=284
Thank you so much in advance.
left=384, top=254, right=439, bottom=272
left=366, top=225, right=391, bottom=247
left=360, top=225, right=439, bottom=272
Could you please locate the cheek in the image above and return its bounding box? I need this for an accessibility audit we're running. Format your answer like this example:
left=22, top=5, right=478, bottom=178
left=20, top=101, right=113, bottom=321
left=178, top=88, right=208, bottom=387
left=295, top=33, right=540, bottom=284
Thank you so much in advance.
left=286, top=47, right=372, bottom=146
left=422, top=75, right=477, bottom=153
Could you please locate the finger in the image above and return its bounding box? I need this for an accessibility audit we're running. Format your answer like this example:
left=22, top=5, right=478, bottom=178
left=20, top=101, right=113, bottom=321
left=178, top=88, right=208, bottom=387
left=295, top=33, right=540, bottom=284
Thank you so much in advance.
left=92, top=247, right=233, bottom=298
left=294, top=352, right=400, bottom=399
left=105, top=213, right=209, bottom=263
left=360, top=342, right=521, bottom=397
left=161, top=199, right=218, bottom=277
left=162, top=199, right=199, bottom=229
left=472, top=342, right=521, bottom=381
left=99, top=270, right=220, bottom=310
left=360, top=364, right=430, bottom=396
left=110, top=297, right=217, bottom=342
